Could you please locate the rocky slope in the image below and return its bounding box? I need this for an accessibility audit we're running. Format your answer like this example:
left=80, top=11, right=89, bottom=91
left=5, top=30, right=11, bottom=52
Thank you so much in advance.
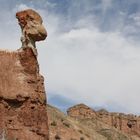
left=68, top=104, right=140, bottom=137
left=0, top=9, right=49, bottom=140
left=48, top=104, right=140, bottom=140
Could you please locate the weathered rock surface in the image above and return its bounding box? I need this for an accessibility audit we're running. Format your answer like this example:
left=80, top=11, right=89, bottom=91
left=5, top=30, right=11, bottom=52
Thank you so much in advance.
left=16, top=9, right=47, bottom=56
left=67, top=103, right=97, bottom=119
left=48, top=104, right=138, bottom=140
left=67, top=104, right=140, bottom=138
left=0, top=9, right=48, bottom=140
left=97, top=110, right=140, bottom=137
left=0, top=48, right=49, bottom=140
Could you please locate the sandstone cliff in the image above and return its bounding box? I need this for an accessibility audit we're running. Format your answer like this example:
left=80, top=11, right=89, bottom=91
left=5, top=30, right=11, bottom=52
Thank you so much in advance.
left=47, top=104, right=140, bottom=140
left=67, top=104, right=140, bottom=139
left=0, top=9, right=49, bottom=140
left=48, top=104, right=135, bottom=140
left=0, top=48, right=49, bottom=140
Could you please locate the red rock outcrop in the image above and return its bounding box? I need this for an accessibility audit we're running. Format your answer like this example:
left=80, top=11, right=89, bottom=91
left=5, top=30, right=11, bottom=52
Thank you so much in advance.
left=67, top=104, right=140, bottom=138
left=16, top=9, right=47, bottom=56
left=67, top=104, right=97, bottom=119
left=0, top=9, right=49, bottom=140
left=0, top=48, right=49, bottom=140
left=97, top=110, right=140, bottom=137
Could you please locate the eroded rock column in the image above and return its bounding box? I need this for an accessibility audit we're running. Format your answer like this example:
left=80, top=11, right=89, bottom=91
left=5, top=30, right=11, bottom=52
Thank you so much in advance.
left=0, top=9, right=49, bottom=140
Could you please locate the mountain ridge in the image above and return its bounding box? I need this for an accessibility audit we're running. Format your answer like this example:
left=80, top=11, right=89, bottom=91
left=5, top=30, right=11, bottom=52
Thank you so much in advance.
left=48, top=103, right=140, bottom=140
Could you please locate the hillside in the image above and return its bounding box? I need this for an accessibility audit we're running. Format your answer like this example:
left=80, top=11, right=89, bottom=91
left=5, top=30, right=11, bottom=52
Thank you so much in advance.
left=48, top=104, right=140, bottom=140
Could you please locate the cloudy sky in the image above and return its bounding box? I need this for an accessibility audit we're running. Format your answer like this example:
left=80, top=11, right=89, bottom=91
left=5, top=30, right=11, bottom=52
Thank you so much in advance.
left=0, top=0, right=140, bottom=114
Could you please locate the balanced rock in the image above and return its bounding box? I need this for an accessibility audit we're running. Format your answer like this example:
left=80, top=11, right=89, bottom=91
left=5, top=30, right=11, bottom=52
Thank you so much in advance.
left=16, top=9, right=47, bottom=56
left=0, top=9, right=49, bottom=140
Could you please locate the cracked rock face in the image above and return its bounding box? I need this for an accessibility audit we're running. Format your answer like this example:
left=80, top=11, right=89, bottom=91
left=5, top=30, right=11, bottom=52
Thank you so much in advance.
left=0, top=9, right=49, bottom=140
left=67, top=104, right=140, bottom=137
left=0, top=48, right=49, bottom=140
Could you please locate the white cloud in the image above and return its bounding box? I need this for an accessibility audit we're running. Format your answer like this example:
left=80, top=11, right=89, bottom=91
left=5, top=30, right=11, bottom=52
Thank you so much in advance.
left=41, top=24, right=140, bottom=114
left=15, top=4, right=30, bottom=11
left=0, top=1, right=140, bottom=115
left=129, top=13, right=140, bottom=27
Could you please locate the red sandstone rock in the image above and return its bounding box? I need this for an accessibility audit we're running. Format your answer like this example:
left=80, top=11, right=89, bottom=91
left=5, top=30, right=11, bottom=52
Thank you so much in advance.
left=67, top=104, right=97, bottom=119
left=67, top=104, right=140, bottom=137
left=0, top=48, right=49, bottom=140
left=16, top=9, right=47, bottom=42
left=0, top=9, right=49, bottom=140
left=97, top=110, right=140, bottom=136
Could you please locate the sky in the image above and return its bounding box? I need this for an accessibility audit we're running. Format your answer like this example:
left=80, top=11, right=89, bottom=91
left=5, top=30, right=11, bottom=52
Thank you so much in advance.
left=0, top=0, right=140, bottom=115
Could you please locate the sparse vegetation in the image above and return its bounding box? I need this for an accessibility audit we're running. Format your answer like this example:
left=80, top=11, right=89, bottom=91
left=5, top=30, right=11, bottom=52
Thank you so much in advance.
left=55, top=134, right=61, bottom=140
left=48, top=104, right=139, bottom=140
left=78, top=130, right=83, bottom=134
left=85, top=133, right=90, bottom=138
left=99, top=129, right=129, bottom=140
left=51, top=121, right=57, bottom=126
left=80, top=137, right=84, bottom=140
left=61, top=118, right=64, bottom=122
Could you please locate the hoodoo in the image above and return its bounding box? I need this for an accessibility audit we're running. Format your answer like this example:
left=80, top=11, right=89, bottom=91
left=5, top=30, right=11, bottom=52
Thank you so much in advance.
left=0, top=9, right=49, bottom=140
left=16, top=9, right=47, bottom=56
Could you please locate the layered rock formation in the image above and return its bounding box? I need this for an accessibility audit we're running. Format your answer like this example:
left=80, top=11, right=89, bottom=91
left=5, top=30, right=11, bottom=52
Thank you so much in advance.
left=67, top=104, right=140, bottom=138
left=0, top=9, right=48, bottom=140
left=67, top=103, right=97, bottom=119
left=97, top=109, right=140, bottom=137
left=48, top=104, right=136, bottom=140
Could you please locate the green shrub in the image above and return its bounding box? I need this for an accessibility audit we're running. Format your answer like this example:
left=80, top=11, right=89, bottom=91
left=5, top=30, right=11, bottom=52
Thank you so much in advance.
left=51, top=121, right=57, bottom=126
left=80, top=137, right=84, bottom=140
left=55, top=134, right=61, bottom=140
